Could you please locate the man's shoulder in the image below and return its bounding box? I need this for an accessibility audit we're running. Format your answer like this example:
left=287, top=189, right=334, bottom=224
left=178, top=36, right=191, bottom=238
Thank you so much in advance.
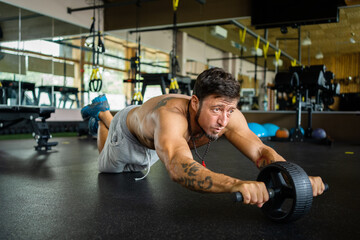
left=152, top=97, right=188, bottom=126
left=156, top=102, right=187, bottom=122
left=146, top=94, right=188, bottom=113
left=152, top=94, right=189, bottom=110
left=150, top=96, right=189, bottom=138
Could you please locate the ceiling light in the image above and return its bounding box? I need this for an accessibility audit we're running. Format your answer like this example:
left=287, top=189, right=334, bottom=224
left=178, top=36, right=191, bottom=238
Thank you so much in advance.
left=302, top=36, right=312, bottom=46
left=315, top=51, right=324, bottom=59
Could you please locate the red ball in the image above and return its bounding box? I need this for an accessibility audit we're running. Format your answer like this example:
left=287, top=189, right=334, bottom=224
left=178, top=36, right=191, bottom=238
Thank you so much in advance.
left=276, top=128, right=290, bottom=138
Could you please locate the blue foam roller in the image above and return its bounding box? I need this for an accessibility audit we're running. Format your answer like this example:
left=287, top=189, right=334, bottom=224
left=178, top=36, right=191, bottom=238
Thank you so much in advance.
left=248, top=122, right=269, bottom=137
left=262, top=123, right=280, bottom=137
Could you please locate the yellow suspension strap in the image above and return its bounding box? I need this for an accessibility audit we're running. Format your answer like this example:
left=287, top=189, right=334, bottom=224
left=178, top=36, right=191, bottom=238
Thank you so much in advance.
left=89, top=67, right=102, bottom=92
left=90, top=29, right=105, bottom=92
left=173, top=0, right=179, bottom=11
left=169, top=61, right=180, bottom=93
left=169, top=78, right=179, bottom=92
left=131, top=36, right=143, bottom=105
left=239, top=28, right=246, bottom=45
left=263, top=41, right=269, bottom=60
left=291, top=59, right=298, bottom=67
left=274, top=49, right=281, bottom=66
left=87, top=5, right=104, bottom=93
left=131, top=60, right=143, bottom=105
left=169, top=0, right=180, bottom=94
left=238, top=28, right=246, bottom=76
left=132, top=91, right=143, bottom=104
left=254, top=35, right=260, bottom=51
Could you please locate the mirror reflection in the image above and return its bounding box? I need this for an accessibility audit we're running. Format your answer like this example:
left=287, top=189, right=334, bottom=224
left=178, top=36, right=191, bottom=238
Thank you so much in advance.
left=0, top=1, right=359, bottom=112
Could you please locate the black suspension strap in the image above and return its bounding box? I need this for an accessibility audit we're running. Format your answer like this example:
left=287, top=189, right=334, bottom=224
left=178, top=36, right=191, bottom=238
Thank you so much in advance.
left=131, top=35, right=143, bottom=105
left=169, top=0, right=180, bottom=93
left=131, top=0, right=143, bottom=105
left=89, top=2, right=104, bottom=92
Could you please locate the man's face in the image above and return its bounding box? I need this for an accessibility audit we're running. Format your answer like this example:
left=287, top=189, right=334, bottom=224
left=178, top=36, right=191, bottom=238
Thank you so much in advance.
left=195, top=95, right=238, bottom=141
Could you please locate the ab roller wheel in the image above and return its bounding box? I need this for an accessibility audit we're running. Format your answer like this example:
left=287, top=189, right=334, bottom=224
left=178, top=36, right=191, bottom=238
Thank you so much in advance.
left=258, top=162, right=313, bottom=222
left=234, top=161, right=328, bottom=223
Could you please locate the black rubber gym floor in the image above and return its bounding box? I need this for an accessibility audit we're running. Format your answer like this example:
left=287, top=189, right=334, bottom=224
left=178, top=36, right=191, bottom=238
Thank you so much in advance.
left=0, top=136, right=359, bottom=239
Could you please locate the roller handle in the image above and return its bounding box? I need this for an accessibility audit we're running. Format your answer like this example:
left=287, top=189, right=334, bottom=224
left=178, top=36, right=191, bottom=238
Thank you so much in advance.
left=234, top=188, right=275, bottom=203
left=234, top=183, right=329, bottom=203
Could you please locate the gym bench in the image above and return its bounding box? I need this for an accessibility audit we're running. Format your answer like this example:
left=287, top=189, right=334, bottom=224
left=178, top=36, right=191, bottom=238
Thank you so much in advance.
left=0, top=106, right=58, bottom=151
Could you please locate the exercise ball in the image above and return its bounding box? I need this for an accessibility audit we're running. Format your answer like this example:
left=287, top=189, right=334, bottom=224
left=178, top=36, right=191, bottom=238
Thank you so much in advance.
left=262, top=123, right=280, bottom=137
left=275, top=128, right=290, bottom=138
left=248, top=122, right=269, bottom=137
left=290, top=127, right=305, bottom=136
left=312, top=128, right=327, bottom=139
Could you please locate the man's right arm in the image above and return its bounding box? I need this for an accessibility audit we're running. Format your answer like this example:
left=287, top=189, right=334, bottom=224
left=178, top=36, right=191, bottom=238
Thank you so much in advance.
left=153, top=109, right=269, bottom=206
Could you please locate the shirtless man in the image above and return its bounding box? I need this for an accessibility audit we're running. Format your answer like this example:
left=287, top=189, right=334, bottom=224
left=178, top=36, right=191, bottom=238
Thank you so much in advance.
left=81, top=67, right=325, bottom=207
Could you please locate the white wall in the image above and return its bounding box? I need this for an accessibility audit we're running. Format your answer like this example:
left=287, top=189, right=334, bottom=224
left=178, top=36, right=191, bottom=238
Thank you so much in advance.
left=0, top=0, right=99, bottom=30
left=234, top=56, right=275, bottom=83
left=186, top=36, right=223, bottom=67
left=110, top=30, right=173, bottom=53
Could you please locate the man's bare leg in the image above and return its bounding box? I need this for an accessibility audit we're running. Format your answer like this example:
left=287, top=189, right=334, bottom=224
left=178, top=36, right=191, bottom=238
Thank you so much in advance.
left=97, top=111, right=113, bottom=153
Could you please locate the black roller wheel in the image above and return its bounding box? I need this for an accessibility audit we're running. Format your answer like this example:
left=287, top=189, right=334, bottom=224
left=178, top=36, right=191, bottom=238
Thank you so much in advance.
left=257, top=162, right=313, bottom=223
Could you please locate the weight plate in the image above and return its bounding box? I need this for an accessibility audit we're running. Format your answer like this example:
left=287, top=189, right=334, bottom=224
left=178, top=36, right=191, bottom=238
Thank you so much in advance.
left=257, top=162, right=313, bottom=223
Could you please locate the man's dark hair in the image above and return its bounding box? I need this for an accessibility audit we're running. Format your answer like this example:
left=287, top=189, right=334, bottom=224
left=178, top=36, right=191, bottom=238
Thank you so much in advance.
left=193, top=67, right=240, bottom=101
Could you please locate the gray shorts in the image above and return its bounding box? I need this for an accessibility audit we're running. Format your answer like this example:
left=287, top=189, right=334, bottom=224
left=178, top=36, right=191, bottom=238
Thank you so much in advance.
left=98, top=105, right=159, bottom=174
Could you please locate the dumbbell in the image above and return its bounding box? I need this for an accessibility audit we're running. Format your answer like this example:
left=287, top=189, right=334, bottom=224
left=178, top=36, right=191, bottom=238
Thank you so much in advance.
left=234, top=161, right=328, bottom=223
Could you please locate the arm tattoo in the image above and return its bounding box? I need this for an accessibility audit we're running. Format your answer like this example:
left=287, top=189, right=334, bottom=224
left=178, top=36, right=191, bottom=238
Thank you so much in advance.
left=197, top=176, right=213, bottom=190
left=181, top=162, right=200, bottom=177
left=153, top=97, right=175, bottom=110
left=177, top=162, right=213, bottom=191
left=178, top=176, right=213, bottom=191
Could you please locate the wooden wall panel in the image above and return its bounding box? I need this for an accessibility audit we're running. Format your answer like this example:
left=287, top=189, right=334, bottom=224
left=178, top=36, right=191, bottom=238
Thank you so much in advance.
left=310, top=52, right=360, bottom=93
left=0, top=53, right=26, bottom=75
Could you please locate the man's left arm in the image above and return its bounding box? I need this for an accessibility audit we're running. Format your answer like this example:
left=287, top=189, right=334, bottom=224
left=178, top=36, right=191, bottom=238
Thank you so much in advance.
left=224, top=109, right=325, bottom=196
left=224, top=110, right=285, bottom=168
